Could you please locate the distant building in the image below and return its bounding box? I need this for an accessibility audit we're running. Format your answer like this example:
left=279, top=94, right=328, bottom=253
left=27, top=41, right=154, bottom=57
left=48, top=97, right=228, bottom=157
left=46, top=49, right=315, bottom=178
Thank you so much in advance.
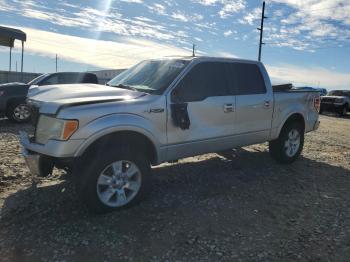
left=89, top=69, right=126, bottom=85
left=0, top=70, right=41, bottom=84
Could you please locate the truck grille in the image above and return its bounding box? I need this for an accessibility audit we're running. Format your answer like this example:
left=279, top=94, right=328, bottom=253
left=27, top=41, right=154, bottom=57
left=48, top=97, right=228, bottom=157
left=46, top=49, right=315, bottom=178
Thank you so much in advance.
left=28, top=104, right=40, bottom=127
left=321, top=98, right=335, bottom=103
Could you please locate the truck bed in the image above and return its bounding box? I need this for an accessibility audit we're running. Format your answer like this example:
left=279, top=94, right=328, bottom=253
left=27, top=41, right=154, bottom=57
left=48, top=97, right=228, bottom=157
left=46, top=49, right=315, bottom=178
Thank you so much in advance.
left=270, top=90, right=319, bottom=139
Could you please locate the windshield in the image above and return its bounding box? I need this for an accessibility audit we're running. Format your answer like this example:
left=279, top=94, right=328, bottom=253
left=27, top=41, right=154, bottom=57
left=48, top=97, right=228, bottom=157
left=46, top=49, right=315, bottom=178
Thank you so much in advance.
left=107, top=59, right=189, bottom=94
left=28, top=73, right=49, bottom=85
left=328, top=90, right=350, bottom=97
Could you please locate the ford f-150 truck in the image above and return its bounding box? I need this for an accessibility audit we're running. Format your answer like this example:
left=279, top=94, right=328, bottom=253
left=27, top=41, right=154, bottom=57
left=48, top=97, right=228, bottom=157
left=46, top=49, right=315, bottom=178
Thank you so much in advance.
left=320, top=90, right=350, bottom=116
left=20, top=57, right=320, bottom=213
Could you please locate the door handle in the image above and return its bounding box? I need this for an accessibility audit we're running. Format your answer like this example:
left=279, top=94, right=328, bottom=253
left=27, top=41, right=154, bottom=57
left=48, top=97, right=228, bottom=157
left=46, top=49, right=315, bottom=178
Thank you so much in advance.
left=223, top=103, right=234, bottom=113
left=264, top=100, right=271, bottom=108
left=145, top=108, right=165, bottom=113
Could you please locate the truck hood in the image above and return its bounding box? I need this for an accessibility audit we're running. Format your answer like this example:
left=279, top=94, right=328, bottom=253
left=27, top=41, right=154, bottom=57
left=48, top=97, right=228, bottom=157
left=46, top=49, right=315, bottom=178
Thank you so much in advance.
left=0, top=82, right=28, bottom=89
left=321, top=96, right=347, bottom=99
left=27, top=83, right=146, bottom=114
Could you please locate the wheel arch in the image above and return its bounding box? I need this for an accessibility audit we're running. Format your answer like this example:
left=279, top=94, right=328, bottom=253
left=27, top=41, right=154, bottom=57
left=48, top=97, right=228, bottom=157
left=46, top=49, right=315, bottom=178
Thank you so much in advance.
left=5, top=96, right=26, bottom=110
left=76, top=128, right=159, bottom=165
left=278, top=112, right=305, bottom=137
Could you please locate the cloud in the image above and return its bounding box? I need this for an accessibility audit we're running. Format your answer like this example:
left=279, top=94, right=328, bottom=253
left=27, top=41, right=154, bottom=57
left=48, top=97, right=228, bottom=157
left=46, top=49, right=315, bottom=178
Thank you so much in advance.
left=6, top=26, right=189, bottom=69
left=171, top=11, right=189, bottom=22
left=8, top=3, right=189, bottom=43
left=171, top=11, right=204, bottom=22
left=193, top=0, right=246, bottom=18
left=193, top=0, right=219, bottom=5
left=194, top=37, right=203, bottom=42
left=0, top=0, right=15, bottom=11
left=216, top=51, right=238, bottom=58
left=218, top=0, right=246, bottom=18
left=266, top=64, right=350, bottom=89
left=267, top=0, right=350, bottom=50
left=148, top=3, right=167, bottom=15
left=223, top=30, right=233, bottom=36
left=119, top=0, right=143, bottom=3
left=238, top=7, right=261, bottom=25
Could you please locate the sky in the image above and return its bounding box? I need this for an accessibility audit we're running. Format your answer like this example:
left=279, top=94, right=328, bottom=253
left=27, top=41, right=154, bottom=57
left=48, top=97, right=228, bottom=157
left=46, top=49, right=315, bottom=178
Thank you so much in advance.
left=0, top=0, right=350, bottom=89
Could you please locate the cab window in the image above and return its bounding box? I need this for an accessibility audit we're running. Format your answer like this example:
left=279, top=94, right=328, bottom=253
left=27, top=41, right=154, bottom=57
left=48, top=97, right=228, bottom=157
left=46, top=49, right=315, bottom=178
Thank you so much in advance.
left=173, top=62, right=231, bottom=102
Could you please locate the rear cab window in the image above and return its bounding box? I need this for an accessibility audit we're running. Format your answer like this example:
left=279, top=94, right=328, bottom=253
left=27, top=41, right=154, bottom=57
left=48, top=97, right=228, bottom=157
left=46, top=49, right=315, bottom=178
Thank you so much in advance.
left=232, top=63, right=266, bottom=95
left=58, top=73, right=84, bottom=84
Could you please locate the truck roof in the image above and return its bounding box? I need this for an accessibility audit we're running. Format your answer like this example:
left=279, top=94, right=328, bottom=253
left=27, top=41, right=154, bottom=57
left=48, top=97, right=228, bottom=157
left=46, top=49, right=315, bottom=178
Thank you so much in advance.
left=158, top=56, right=261, bottom=65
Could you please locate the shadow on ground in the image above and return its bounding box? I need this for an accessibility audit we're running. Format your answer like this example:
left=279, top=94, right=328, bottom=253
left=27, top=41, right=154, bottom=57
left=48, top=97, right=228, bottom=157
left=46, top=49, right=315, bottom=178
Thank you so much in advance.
left=1, top=148, right=350, bottom=261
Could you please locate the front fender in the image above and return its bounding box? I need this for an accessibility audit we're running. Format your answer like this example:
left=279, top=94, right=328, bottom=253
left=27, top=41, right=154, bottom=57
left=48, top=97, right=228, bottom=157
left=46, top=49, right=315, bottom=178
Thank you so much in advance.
left=72, top=113, right=163, bottom=159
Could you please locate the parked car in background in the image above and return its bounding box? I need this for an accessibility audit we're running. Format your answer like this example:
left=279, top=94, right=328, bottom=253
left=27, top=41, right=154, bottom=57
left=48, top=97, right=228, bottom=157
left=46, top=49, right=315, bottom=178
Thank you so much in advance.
left=320, top=90, right=350, bottom=116
left=20, top=57, right=320, bottom=213
left=0, top=72, right=98, bottom=122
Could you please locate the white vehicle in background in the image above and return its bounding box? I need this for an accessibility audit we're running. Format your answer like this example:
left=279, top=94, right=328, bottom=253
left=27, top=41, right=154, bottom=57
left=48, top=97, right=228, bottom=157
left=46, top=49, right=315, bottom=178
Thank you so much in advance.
left=20, top=57, right=320, bottom=213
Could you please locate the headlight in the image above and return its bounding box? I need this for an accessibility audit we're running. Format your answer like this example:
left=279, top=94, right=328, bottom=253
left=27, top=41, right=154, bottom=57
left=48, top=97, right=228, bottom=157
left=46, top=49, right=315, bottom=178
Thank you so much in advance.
left=335, top=98, right=344, bottom=103
left=35, top=115, right=78, bottom=144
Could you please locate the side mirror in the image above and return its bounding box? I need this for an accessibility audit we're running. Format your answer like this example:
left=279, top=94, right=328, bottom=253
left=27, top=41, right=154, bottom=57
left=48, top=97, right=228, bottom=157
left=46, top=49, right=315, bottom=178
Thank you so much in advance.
left=171, top=87, right=184, bottom=103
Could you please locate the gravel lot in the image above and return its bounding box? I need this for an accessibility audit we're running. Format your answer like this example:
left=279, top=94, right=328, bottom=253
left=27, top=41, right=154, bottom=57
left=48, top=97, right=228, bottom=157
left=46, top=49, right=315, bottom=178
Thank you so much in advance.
left=0, top=114, right=350, bottom=262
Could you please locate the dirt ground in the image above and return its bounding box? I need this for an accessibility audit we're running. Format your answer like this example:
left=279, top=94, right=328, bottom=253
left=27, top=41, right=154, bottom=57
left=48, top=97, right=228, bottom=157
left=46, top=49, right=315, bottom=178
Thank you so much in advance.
left=0, top=114, right=350, bottom=262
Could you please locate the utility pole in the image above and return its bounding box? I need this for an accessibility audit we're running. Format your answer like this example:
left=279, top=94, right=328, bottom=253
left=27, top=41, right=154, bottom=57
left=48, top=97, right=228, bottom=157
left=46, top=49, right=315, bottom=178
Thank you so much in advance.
left=257, top=1, right=267, bottom=62
left=55, top=54, right=58, bottom=72
left=9, top=47, right=12, bottom=72
left=16, top=61, right=18, bottom=72
left=8, top=47, right=12, bottom=82
left=192, top=44, right=196, bottom=57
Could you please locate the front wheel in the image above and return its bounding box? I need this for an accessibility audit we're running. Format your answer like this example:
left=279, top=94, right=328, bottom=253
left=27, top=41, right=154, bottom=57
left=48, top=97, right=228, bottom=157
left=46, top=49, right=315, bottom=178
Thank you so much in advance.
left=339, top=104, right=348, bottom=116
left=76, top=146, right=151, bottom=214
left=269, top=122, right=304, bottom=164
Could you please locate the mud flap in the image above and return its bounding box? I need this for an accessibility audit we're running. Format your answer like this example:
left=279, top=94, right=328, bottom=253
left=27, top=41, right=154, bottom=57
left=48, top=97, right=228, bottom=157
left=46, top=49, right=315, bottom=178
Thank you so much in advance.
left=171, top=103, right=190, bottom=130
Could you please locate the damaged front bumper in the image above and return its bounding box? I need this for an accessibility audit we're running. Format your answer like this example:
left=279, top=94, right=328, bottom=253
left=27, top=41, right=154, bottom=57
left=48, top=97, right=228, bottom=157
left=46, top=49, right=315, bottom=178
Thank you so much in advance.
left=19, top=131, right=54, bottom=177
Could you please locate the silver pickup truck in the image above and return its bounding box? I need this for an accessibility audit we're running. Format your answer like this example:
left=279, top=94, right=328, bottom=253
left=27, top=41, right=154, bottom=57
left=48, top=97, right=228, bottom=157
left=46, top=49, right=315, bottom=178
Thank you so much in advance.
left=20, top=57, right=320, bottom=213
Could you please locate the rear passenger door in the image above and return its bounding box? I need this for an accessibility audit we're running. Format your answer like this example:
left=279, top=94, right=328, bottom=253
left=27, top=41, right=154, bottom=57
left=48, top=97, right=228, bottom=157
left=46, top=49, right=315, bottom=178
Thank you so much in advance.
left=166, top=61, right=237, bottom=160
left=233, top=63, right=273, bottom=144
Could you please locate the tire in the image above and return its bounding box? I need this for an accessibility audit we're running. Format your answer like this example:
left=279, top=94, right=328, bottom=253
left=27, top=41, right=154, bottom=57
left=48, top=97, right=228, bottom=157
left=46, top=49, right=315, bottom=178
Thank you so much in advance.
left=269, top=122, right=304, bottom=164
left=6, top=102, right=31, bottom=123
left=319, top=106, right=324, bottom=114
left=75, top=145, right=151, bottom=214
left=339, top=104, right=348, bottom=116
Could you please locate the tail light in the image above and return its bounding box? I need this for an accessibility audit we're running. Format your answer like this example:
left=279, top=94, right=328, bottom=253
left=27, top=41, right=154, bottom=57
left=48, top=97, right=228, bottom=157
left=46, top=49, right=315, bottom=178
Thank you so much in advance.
left=314, top=96, right=321, bottom=112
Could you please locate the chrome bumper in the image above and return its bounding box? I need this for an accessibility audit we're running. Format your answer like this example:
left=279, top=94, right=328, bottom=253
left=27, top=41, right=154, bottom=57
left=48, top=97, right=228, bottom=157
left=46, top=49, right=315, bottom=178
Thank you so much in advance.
left=19, top=131, right=40, bottom=176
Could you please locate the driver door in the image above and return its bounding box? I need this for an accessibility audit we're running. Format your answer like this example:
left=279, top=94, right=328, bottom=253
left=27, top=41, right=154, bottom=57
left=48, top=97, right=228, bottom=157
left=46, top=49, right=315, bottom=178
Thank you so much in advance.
left=166, top=61, right=237, bottom=160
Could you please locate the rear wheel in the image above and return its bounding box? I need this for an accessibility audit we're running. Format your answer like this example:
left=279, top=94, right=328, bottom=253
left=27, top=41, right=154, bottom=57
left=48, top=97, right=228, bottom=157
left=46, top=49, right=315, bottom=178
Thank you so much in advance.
left=6, top=102, right=31, bottom=123
left=269, top=122, right=304, bottom=164
left=75, top=146, right=151, bottom=214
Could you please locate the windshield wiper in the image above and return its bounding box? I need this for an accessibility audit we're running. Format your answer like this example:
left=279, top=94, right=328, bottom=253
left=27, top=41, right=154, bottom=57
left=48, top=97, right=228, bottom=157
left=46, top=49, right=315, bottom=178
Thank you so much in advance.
left=112, top=83, right=138, bottom=92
